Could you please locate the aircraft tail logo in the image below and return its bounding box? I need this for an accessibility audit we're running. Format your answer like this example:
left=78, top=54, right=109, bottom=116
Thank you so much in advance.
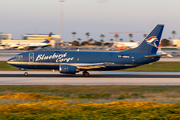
left=124, top=24, right=164, bottom=54
left=145, top=36, right=159, bottom=48
left=43, top=32, right=53, bottom=43
left=47, top=32, right=53, bottom=42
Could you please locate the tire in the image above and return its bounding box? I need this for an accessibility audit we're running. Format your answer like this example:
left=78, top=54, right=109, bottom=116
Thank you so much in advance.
left=84, top=72, right=89, bottom=77
left=83, top=70, right=87, bottom=76
left=24, top=72, right=28, bottom=76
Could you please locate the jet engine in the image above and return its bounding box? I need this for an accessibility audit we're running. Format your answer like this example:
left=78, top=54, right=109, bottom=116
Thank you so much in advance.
left=59, top=65, right=78, bottom=74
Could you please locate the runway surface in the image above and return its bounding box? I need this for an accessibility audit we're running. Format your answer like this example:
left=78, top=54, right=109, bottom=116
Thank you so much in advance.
left=0, top=71, right=180, bottom=85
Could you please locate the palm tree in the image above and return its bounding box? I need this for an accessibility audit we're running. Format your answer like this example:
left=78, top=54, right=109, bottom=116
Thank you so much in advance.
left=72, top=32, right=76, bottom=42
left=114, top=34, right=119, bottom=42
left=172, top=31, right=176, bottom=39
left=88, top=38, right=93, bottom=45
left=129, top=33, right=133, bottom=41
left=100, top=34, right=105, bottom=41
left=85, top=32, right=90, bottom=41
left=100, top=39, right=104, bottom=46
left=143, top=34, right=147, bottom=38
left=110, top=39, right=113, bottom=43
left=77, top=38, right=81, bottom=46
left=119, top=38, right=123, bottom=42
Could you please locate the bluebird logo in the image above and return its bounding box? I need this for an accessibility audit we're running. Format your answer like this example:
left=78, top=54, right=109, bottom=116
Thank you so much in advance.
left=145, top=36, right=159, bottom=48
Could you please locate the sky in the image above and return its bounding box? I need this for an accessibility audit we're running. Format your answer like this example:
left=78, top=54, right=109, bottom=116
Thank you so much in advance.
left=1, top=0, right=180, bottom=42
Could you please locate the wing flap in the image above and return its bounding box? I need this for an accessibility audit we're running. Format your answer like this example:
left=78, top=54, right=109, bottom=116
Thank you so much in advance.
left=77, top=62, right=114, bottom=69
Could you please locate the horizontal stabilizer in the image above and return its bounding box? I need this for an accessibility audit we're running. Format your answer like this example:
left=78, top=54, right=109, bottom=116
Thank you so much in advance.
left=145, top=54, right=166, bottom=58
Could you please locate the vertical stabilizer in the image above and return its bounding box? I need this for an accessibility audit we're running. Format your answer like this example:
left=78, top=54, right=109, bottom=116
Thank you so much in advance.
left=125, top=25, right=164, bottom=54
left=42, top=32, right=53, bottom=43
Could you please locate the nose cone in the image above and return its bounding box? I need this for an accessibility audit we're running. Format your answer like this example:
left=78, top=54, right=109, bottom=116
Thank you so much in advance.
left=7, top=57, right=15, bottom=64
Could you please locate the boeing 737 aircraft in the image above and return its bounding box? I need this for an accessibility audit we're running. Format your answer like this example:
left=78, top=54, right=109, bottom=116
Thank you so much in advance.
left=7, top=25, right=165, bottom=76
left=8, top=32, right=53, bottom=50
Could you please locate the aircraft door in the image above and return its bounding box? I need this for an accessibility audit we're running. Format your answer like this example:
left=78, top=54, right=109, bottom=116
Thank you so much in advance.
left=29, top=52, right=34, bottom=62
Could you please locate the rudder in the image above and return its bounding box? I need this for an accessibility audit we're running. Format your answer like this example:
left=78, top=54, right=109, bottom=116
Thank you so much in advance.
left=125, top=24, right=164, bottom=54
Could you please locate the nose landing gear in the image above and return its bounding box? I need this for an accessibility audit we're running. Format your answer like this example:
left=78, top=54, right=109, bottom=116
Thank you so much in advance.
left=19, top=68, right=28, bottom=76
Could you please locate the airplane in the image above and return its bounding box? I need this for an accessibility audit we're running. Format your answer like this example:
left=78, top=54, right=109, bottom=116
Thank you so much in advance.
left=107, top=41, right=140, bottom=51
left=7, top=24, right=165, bottom=77
left=5, top=32, right=53, bottom=50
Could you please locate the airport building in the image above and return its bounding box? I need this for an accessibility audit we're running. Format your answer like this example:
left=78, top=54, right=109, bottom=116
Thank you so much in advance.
left=0, top=33, right=12, bottom=44
left=172, top=39, right=180, bottom=48
left=1, top=33, right=60, bottom=49
left=22, top=34, right=60, bottom=43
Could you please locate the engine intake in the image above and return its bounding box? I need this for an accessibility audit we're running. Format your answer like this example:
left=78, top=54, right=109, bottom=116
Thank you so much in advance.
left=59, top=65, right=77, bottom=74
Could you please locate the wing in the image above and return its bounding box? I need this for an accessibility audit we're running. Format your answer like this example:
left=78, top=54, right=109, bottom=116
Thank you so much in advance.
left=76, top=62, right=114, bottom=69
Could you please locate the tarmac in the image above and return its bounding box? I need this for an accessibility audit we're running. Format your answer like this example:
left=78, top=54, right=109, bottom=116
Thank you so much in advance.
left=0, top=71, right=180, bottom=85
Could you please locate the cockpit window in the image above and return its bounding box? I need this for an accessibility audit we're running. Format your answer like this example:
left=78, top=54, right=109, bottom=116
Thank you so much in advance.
left=15, top=54, right=23, bottom=59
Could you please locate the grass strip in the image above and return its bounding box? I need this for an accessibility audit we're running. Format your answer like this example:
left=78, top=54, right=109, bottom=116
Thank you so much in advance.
left=0, top=100, right=180, bottom=120
left=0, top=85, right=180, bottom=120
left=0, top=85, right=180, bottom=95
left=125, top=62, right=180, bottom=71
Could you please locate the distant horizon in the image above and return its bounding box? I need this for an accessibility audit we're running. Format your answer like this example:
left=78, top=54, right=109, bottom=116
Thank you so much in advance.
left=0, top=30, right=178, bottom=42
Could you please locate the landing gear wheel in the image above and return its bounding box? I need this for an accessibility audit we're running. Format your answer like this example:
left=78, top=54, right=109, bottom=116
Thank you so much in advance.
left=24, top=72, right=28, bottom=76
left=83, top=70, right=87, bottom=76
left=83, top=71, right=90, bottom=77
left=84, top=72, right=89, bottom=77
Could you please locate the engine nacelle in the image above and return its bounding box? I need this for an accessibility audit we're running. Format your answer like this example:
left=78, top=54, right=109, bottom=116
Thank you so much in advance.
left=59, top=65, right=77, bottom=74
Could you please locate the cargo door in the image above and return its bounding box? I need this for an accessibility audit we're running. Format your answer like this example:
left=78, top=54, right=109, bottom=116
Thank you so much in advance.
left=29, top=52, right=34, bottom=62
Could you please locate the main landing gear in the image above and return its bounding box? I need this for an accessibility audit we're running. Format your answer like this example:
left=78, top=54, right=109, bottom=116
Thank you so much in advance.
left=83, top=70, right=90, bottom=77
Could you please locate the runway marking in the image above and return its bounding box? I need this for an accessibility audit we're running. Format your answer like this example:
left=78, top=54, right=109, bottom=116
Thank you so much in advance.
left=0, top=78, right=180, bottom=85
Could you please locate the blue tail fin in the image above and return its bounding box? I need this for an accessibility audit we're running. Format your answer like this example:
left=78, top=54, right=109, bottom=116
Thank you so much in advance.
left=42, top=32, right=53, bottom=43
left=125, top=24, right=164, bottom=54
